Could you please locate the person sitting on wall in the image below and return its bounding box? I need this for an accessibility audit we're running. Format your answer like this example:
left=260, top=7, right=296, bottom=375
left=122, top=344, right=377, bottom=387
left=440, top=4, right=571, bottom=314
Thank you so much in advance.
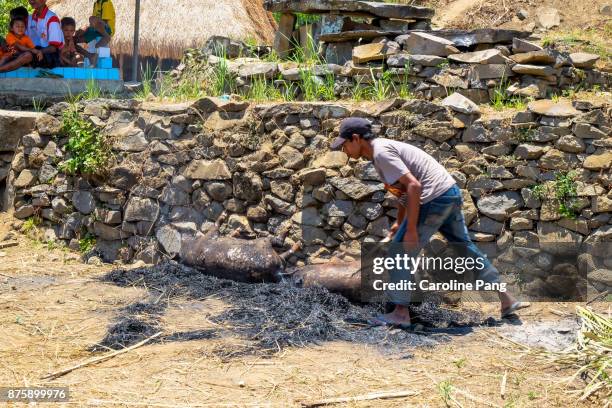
left=59, top=17, right=80, bottom=67
left=0, top=18, right=43, bottom=73
left=26, top=0, right=64, bottom=68
left=74, top=0, right=115, bottom=67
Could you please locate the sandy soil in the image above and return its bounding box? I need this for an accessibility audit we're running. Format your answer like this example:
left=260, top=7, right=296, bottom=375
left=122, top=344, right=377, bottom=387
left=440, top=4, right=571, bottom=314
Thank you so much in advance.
left=0, top=213, right=607, bottom=407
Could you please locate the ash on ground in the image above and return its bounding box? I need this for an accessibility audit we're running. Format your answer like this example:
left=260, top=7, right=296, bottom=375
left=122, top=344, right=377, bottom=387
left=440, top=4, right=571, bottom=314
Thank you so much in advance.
left=99, top=261, right=484, bottom=358
left=497, top=318, right=579, bottom=351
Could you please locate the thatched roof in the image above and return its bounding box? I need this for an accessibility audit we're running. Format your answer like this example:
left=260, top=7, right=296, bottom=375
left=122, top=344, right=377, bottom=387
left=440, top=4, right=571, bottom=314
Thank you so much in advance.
left=48, top=0, right=277, bottom=60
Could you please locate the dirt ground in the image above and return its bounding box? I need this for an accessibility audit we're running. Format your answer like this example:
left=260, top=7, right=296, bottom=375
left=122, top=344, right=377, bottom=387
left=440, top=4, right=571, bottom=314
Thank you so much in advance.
left=0, top=213, right=607, bottom=408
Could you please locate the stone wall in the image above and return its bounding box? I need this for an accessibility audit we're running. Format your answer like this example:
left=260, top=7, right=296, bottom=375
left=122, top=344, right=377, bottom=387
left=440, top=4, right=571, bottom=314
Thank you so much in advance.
left=5, top=96, right=612, bottom=292
left=191, top=33, right=611, bottom=104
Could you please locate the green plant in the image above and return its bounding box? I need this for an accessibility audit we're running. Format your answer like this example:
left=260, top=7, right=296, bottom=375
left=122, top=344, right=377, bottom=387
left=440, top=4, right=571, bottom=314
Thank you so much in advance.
left=490, top=76, right=527, bottom=110
left=527, top=391, right=539, bottom=400
left=59, top=105, right=110, bottom=175
left=135, top=63, right=155, bottom=100
left=31, top=97, right=44, bottom=113
left=22, top=216, right=41, bottom=235
left=79, top=234, right=96, bottom=253
left=530, top=184, right=546, bottom=200
left=370, top=69, right=394, bottom=101
left=83, top=78, right=102, bottom=100
left=517, top=126, right=536, bottom=142
left=554, top=171, right=579, bottom=218
left=437, top=380, right=453, bottom=406
left=453, top=357, right=466, bottom=369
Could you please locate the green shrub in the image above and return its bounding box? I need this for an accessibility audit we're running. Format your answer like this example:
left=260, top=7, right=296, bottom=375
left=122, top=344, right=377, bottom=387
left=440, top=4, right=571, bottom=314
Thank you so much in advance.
left=59, top=106, right=110, bottom=175
left=79, top=234, right=96, bottom=253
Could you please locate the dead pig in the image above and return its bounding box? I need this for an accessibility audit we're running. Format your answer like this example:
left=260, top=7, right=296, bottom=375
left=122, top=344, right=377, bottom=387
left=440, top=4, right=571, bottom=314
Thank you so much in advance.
left=290, top=261, right=362, bottom=303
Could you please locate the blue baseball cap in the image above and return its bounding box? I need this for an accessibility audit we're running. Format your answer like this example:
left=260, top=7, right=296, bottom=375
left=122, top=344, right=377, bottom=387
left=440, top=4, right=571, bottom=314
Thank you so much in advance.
left=330, top=117, right=373, bottom=150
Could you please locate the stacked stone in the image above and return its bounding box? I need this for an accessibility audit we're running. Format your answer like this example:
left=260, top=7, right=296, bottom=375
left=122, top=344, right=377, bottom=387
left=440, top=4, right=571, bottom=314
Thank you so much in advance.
left=5, top=96, right=611, bottom=294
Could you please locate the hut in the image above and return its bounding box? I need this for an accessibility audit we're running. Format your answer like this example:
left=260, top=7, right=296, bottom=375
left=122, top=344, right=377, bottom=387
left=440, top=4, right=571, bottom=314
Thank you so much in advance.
left=48, top=0, right=276, bottom=79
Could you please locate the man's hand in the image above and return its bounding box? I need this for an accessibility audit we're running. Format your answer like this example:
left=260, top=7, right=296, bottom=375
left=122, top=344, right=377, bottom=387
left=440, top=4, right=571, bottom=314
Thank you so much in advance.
left=387, top=222, right=400, bottom=240
left=34, top=49, right=43, bottom=61
left=403, top=228, right=419, bottom=252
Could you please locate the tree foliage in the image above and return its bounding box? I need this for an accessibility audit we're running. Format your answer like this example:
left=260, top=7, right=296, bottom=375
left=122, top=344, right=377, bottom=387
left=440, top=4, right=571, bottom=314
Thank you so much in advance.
left=0, top=0, right=31, bottom=38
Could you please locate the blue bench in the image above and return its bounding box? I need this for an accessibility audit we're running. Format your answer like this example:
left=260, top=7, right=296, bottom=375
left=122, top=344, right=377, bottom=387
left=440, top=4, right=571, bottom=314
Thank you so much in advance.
left=0, top=58, right=120, bottom=80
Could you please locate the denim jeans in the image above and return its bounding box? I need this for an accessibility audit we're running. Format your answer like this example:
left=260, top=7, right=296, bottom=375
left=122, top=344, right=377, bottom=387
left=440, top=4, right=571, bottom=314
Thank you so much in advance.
left=387, top=184, right=501, bottom=306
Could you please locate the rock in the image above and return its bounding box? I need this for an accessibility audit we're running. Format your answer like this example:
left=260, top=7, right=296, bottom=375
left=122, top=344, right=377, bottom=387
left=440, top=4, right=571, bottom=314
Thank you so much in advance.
left=312, top=151, right=348, bottom=169
left=512, top=64, right=555, bottom=77
left=265, top=1, right=435, bottom=20
left=14, top=204, right=35, bottom=219
left=292, top=208, right=324, bottom=227
left=430, top=72, right=468, bottom=89
left=516, top=9, right=529, bottom=20
left=511, top=217, right=532, bottom=231
left=469, top=217, right=504, bottom=235
left=461, top=190, right=477, bottom=224
left=156, top=225, right=182, bottom=257
left=271, top=180, right=295, bottom=201
left=192, top=96, right=249, bottom=113
left=555, top=135, right=585, bottom=153
left=592, top=196, right=612, bottom=213
left=569, top=53, right=600, bottom=69
left=301, top=226, right=327, bottom=246
left=72, top=191, right=95, bottom=215
left=124, top=197, right=159, bottom=222
left=184, top=159, right=231, bottom=180
left=160, top=185, right=190, bottom=206
left=540, top=149, right=574, bottom=170
left=237, top=62, right=278, bottom=79
left=448, top=49, right=506, bottom=64
left=366, top=216, right=390, bottom=237
left=233, top=172, right=263, bottom=203
left=246, top=206, right=268, bottom=222
left=323, top=200, right=354, bottom=217
left=521, top=188, right=542, bottom=209
left=13, top=169, right=37, bottom=188
left=22, top=132, right=44, bottom=148
left=441, top=93, right=480, bottom=115
left=35, top=114, right=62, bottom=135
left=296, top=168, right=327, bottom=186
left=601, top=4, right=612, bottom=16
left=93, top=222, right=128, bottom=241
left=510, top=50, right=555, bottom=65
left=387, top=53, right=446, bottom=67
left=477, top=192, right=523, bottom=221
left=203, top=36, right=250, bottom=59
left=538, top=222, right=583, bottom=255
left=205, top=182, right=233, bottom=201
left=574, top=123, right=606, bottom=139
left=557, top=218, right=590, bottom=235
left=512, top=38, right=542, bottom=53
left=278, top=145, right=305, bottom=170
left=329, top=177, right=383, bottom=200
left=401, top=32, right=459, bottom=57
left=413, top=121, right=456, bottom=142
left=265, top=195, right=295, bottom=215
left=535, top=7, right=561, bottom=29
left=514, top=144, right=547, bottom=159
left=38, top=164, right=58, bottom=183
left=352, top=41, right=399, bottom=64
left=112, top=126, right=148, bottom=152
left=583, top=151, right=612, bottom=170
left=325, top=42, right=354, bottom=65
left=227, top=214, right=252, bottom=233
left=359, top=202, right=383, bottom=220
left=528, top=100, right=580, bottom=117
left=589, top=269, right=612, bottom=287
left=468, top=64, right=513, bottom=80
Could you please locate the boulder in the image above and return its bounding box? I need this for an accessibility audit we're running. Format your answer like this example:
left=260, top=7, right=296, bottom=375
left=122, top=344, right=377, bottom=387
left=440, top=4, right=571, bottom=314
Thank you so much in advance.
left=352, top=41, right=399, bottom=64
left=278, top=145, right=305, bottom=169
left=538, top=222, right=583, bottom=255
left=325, top=42, right=354, bottom=65
left=237, top=62, right=278, bottom=79
left=35, top=114, right=62, bottom=135
left=183, top=159, right=231, bottom=180
left=569, top=53, right=600, bottom=69
left=400, top=32, right=459, bottom=57
left=510, top=50, right=555, bottom=65
left=448, top=49, right=506, bottom=64
left=555, top=135, right=585, bottom=153
left=112, top=126, right=148, bottom=152
left=233, top=172, right=263, bottom=203
left=312, top=151, right=348, bottom=169
left=124, top=197, right=159, bottom=222
left=0, top=110, right=42, bottom=151
left=264, top=0, right=435, bottom=20
left=514, top=144, right=547, bottom=159
left=477, top=192, right=523, bottom=221
left=535, top=7, right=561, bottom=29
left=292, top=207, right=324, bottom=227
left=512, top=38, right=542, bottom=53
left=592, top=196, right=612, bottom=213
left=71, top=190, right=96, bottom=215
left=583, top=151, right=612, bottom=170
left=387, top=53, right=446, bottom=67
left=468, top=64, right=513, bottom=79
left=469, top=217, right=504, bottom=235
left=413, top=121, right=456, bottom=142
left=511, top=64, right=555, bottom=76
left=156, top=225, right=182, bottom=257
left=527, top=100, right=580, bottom=117
left=13, top=169, right=37, bottom=188
left=441, top=92, right=480, bottom=115
left=539, top=149, right=573, bottom=170
left=329, top=177, right=383, bottom=200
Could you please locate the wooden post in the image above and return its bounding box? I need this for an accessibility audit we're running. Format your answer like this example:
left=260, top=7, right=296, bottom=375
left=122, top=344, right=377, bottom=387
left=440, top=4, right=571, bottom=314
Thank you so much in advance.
left=299, top=24, right=314, bottom=60
left=274, top=13, right=296, bottom=59
left=131, top=0, right=141, bottom=82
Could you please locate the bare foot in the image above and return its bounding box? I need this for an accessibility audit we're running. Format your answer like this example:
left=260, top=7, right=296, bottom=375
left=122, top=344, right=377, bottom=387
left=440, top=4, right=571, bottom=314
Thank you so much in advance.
left=370, top=305, right=411, bottom=326
left=89, top=53, right=98, bottom=68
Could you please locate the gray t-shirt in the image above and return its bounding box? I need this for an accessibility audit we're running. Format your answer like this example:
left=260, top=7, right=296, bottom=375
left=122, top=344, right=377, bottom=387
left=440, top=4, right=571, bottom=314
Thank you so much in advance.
left=371, top=138, right=456, bottom=204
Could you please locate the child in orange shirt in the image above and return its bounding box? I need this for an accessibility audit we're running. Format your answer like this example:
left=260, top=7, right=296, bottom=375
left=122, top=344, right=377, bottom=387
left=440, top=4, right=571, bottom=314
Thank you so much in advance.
left=0, top=18, right=43, bottom=72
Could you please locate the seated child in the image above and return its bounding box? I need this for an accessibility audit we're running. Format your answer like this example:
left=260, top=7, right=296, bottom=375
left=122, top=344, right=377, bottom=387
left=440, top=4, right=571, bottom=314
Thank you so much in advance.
left=60, top=17, right=80, bottom=67
left=74, top=0, right=115, bottom=67
left=0, top=18, right=43, bottom=73
left=9, top=6, right=28, bottom=21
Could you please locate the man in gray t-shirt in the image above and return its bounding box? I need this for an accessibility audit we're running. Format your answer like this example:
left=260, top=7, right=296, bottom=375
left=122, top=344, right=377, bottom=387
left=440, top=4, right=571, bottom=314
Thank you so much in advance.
left=331, top=117, right=529, bottom=328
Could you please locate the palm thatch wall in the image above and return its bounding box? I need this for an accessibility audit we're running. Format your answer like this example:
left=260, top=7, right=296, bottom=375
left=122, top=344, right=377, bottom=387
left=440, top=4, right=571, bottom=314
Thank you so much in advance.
left=48, top=0, right=277, bottom=60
